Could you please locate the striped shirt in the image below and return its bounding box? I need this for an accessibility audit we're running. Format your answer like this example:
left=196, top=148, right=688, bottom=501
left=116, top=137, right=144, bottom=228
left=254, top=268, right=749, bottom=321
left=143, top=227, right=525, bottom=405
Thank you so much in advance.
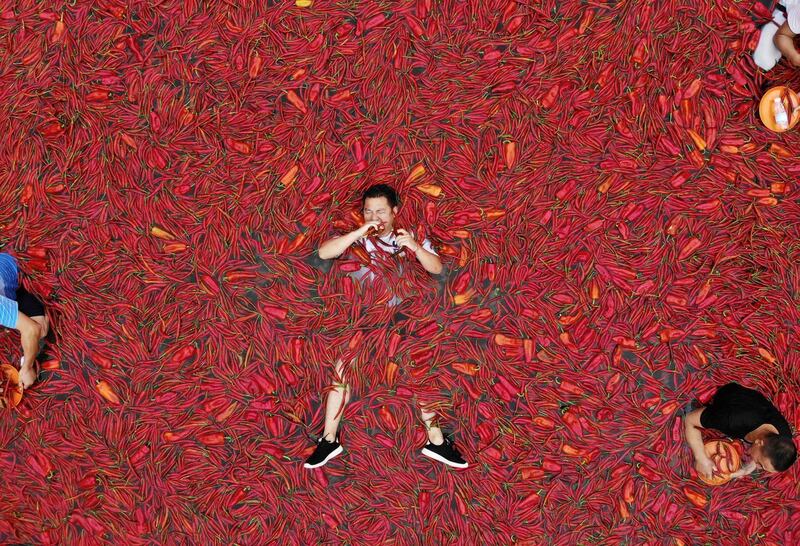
left=350, top=233, right=437, bottom=307
left=0, top=253, right=19, bottom=328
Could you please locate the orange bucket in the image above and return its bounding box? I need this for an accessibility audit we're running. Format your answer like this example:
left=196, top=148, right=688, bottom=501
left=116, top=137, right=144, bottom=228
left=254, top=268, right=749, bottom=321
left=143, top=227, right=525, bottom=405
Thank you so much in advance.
left=698, top=439, right=742, bottom=486
left=1, top=364, right=23, bottom=408
left=759, top=86, right=800, bottom=132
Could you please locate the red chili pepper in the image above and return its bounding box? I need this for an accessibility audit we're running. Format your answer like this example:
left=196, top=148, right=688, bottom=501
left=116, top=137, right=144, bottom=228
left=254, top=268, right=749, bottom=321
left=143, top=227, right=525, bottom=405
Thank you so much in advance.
left=492, top=377, right=516, bottom=401
left=506, top=15, right=524, bottom=33
left=410, top=346, right=433, bottom=364
left=198, top=432, right=225, bottom=446
left=518, top=491, right=540, bottom=510
left=78, top=472, right=97, bottom=489
left=126, top=35, right=144, bottom=62
left=200, top=275, right=220, bottom=294
left=364, top=13, right=386, bottom=31
left=260, top=303, right=288, bottom=320
left=378, top=406, right=398, bottom=430
left=665, top=294, right=687, bottom=307
left=348, top=330, right=364, bottom=350
left=39, top=119, right=65, bottom=138
left=494, top=334, right=523, bottom=348
left=637, top=465, right=661, bottom=482
left=451, top=362, right=478, bottom=376
left=678, top=238, right=702, bottom=260
left=561, top=410, right=583, bottom=436
left=578, top=10, right=595, bottom=34
left=522, top=339, right=534, bottom=363
left=329, top=89, right=352, bottom=103
left=279, top=364, right=299, bottom=387
left=664, top=502, right=680, bottom=522
left=541, top=460, right=562, bottom=473
left=249, top=51, right=262, bottom=78
left=415, top=321, right=439, bottom=338
left=531, top=416, right=554, bottom=430
left=129, top=444, right=150, bottom=466
left=307, top=82, right=322, bottom=103
left=558, top=379, right=585, bottom=396
left=405, top=14, right=425, bottom=38
left=631, top=38, right=647, bottom=65
left=86, top=90, right=111, bottom=103
left=541, top=84, right=560, bottom=108
left=225, top=138, right=251, bottom=155
left=228, top=487, right=248, bottom=509
left=286, top=90, right=307, bottom=114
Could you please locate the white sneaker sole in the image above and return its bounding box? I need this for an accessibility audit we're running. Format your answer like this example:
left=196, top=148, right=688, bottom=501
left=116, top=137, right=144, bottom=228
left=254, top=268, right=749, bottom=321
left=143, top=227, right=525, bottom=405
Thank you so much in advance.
left=421, top=448, right=468, bottom=468
left=303, top=445, right=343, bottom=469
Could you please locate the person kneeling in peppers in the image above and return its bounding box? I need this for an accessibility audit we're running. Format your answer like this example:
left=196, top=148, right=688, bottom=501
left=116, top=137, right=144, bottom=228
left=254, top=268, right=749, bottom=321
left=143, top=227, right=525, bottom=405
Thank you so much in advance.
left=0, top=253, right=49, bottom=396
left=684, top=382, right=796, bottom=478
left=304, top=183, right=467, bottom=469
left=753, top=0, right=800, bottom=70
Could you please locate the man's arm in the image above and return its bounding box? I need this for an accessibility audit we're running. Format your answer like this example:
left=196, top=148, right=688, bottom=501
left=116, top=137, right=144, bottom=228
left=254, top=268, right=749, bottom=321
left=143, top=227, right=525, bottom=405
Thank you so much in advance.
left=729, top=460, right=757, bottom=479
left=395, top=229, right=442, bottom=274
left=683, top=408, right=716, bottom=479
left=414, top=246, right=443, bottom=275
left=318, top=221, right=380, bottom=260
left=774, top=22, right=800, bottom=67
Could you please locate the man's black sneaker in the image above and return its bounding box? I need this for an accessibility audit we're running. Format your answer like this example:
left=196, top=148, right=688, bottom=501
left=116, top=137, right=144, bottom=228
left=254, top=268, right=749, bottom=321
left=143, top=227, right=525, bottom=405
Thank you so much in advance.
left=421, top=437, right=468, bottom=468
left=303, top=435, right=343, bottom=469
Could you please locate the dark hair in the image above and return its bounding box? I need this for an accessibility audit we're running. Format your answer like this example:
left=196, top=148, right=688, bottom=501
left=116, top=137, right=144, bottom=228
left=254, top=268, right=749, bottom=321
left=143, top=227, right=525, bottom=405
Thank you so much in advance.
left=362, top=184, right=399, bottom=209
left=764, top=434, right=797, bottom=472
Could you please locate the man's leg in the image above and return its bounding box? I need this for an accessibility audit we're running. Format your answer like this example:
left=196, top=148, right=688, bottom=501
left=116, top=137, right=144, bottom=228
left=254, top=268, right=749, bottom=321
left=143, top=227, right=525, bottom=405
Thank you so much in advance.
left=16, top=312, right=42, bottom=389
left=30, top=315, right=49, bottom=339
left=15, top=286, right=48, bottom=389
left=419, top=401, right=468, bottom=468
left=16, top=286, right=47, bottom=338
left=322, top=358, right=351, bottom=442
left=304, top=358, right=352, bottom=468
left=420, top=403, right=444, bottom=445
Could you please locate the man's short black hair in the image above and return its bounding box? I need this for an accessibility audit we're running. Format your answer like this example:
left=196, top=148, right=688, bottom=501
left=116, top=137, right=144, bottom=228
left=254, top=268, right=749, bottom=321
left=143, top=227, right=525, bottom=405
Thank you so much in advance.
left=764, top=434, right=797, bottom=472
left=362, top=184, right=399, bottom=208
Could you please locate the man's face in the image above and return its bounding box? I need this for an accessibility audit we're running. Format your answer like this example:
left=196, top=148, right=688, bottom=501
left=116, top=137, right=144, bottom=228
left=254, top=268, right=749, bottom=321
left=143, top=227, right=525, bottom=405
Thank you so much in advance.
left=363, top=197, right=397, bottom=235
left=749, top=441, right=778, bottom=473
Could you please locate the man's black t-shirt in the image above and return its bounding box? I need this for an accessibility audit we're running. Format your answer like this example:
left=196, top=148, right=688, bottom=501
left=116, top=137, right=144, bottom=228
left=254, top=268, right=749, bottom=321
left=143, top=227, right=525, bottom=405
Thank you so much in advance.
left=700, top=383, right=792, bottom=440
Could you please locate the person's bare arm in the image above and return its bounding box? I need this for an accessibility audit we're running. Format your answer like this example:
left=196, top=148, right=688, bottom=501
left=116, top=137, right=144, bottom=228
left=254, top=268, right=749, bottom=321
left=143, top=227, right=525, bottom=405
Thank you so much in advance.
left=729, top=460, right=757, bottom=479
left=395, top=229, right=443, bottom=275
left=774, top=22, right=800, bottom=67
left=318, top=221, right=380, bottom=260
left=683, top=408, right=716, bottom=479
left=414, top=246, right=443, bottom=275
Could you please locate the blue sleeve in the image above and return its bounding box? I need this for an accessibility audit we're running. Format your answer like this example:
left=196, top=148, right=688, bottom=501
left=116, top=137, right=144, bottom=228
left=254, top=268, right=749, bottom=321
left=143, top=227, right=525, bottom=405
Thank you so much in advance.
left=0, top=295, right=18, bottom=329
left=0, top=253, right=19, bottom=300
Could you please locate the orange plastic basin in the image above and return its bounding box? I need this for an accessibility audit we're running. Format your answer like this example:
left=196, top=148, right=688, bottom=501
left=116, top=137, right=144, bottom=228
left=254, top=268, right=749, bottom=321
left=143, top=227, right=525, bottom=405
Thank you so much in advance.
left=699, top=440, right=742, bottom=486
left=759, top=86, right=800, bottom=132
left=1, top=364, right=23, bottom=408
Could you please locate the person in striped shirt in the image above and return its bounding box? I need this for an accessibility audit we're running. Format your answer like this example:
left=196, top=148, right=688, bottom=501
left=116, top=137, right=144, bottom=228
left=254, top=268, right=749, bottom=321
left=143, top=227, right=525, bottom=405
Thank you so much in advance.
left=304, top=184, right=468, bottom=470
left=0, top=253, right=49, bottom=390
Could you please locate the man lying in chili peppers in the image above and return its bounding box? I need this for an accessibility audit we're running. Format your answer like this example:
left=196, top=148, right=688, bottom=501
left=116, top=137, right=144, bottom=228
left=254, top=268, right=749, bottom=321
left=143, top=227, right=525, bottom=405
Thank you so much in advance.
left=0, top=253, right=49, bottom=392
left=684, top=383, right=796, bottom=479
left=304, top=183, right=468, bottom=469
left=753, top=0, right=800, bottom=70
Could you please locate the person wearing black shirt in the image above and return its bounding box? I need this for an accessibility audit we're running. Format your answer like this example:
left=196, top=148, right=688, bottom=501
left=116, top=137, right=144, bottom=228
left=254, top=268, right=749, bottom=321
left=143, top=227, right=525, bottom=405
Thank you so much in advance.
left=684, top=383, right=797, bottom=479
